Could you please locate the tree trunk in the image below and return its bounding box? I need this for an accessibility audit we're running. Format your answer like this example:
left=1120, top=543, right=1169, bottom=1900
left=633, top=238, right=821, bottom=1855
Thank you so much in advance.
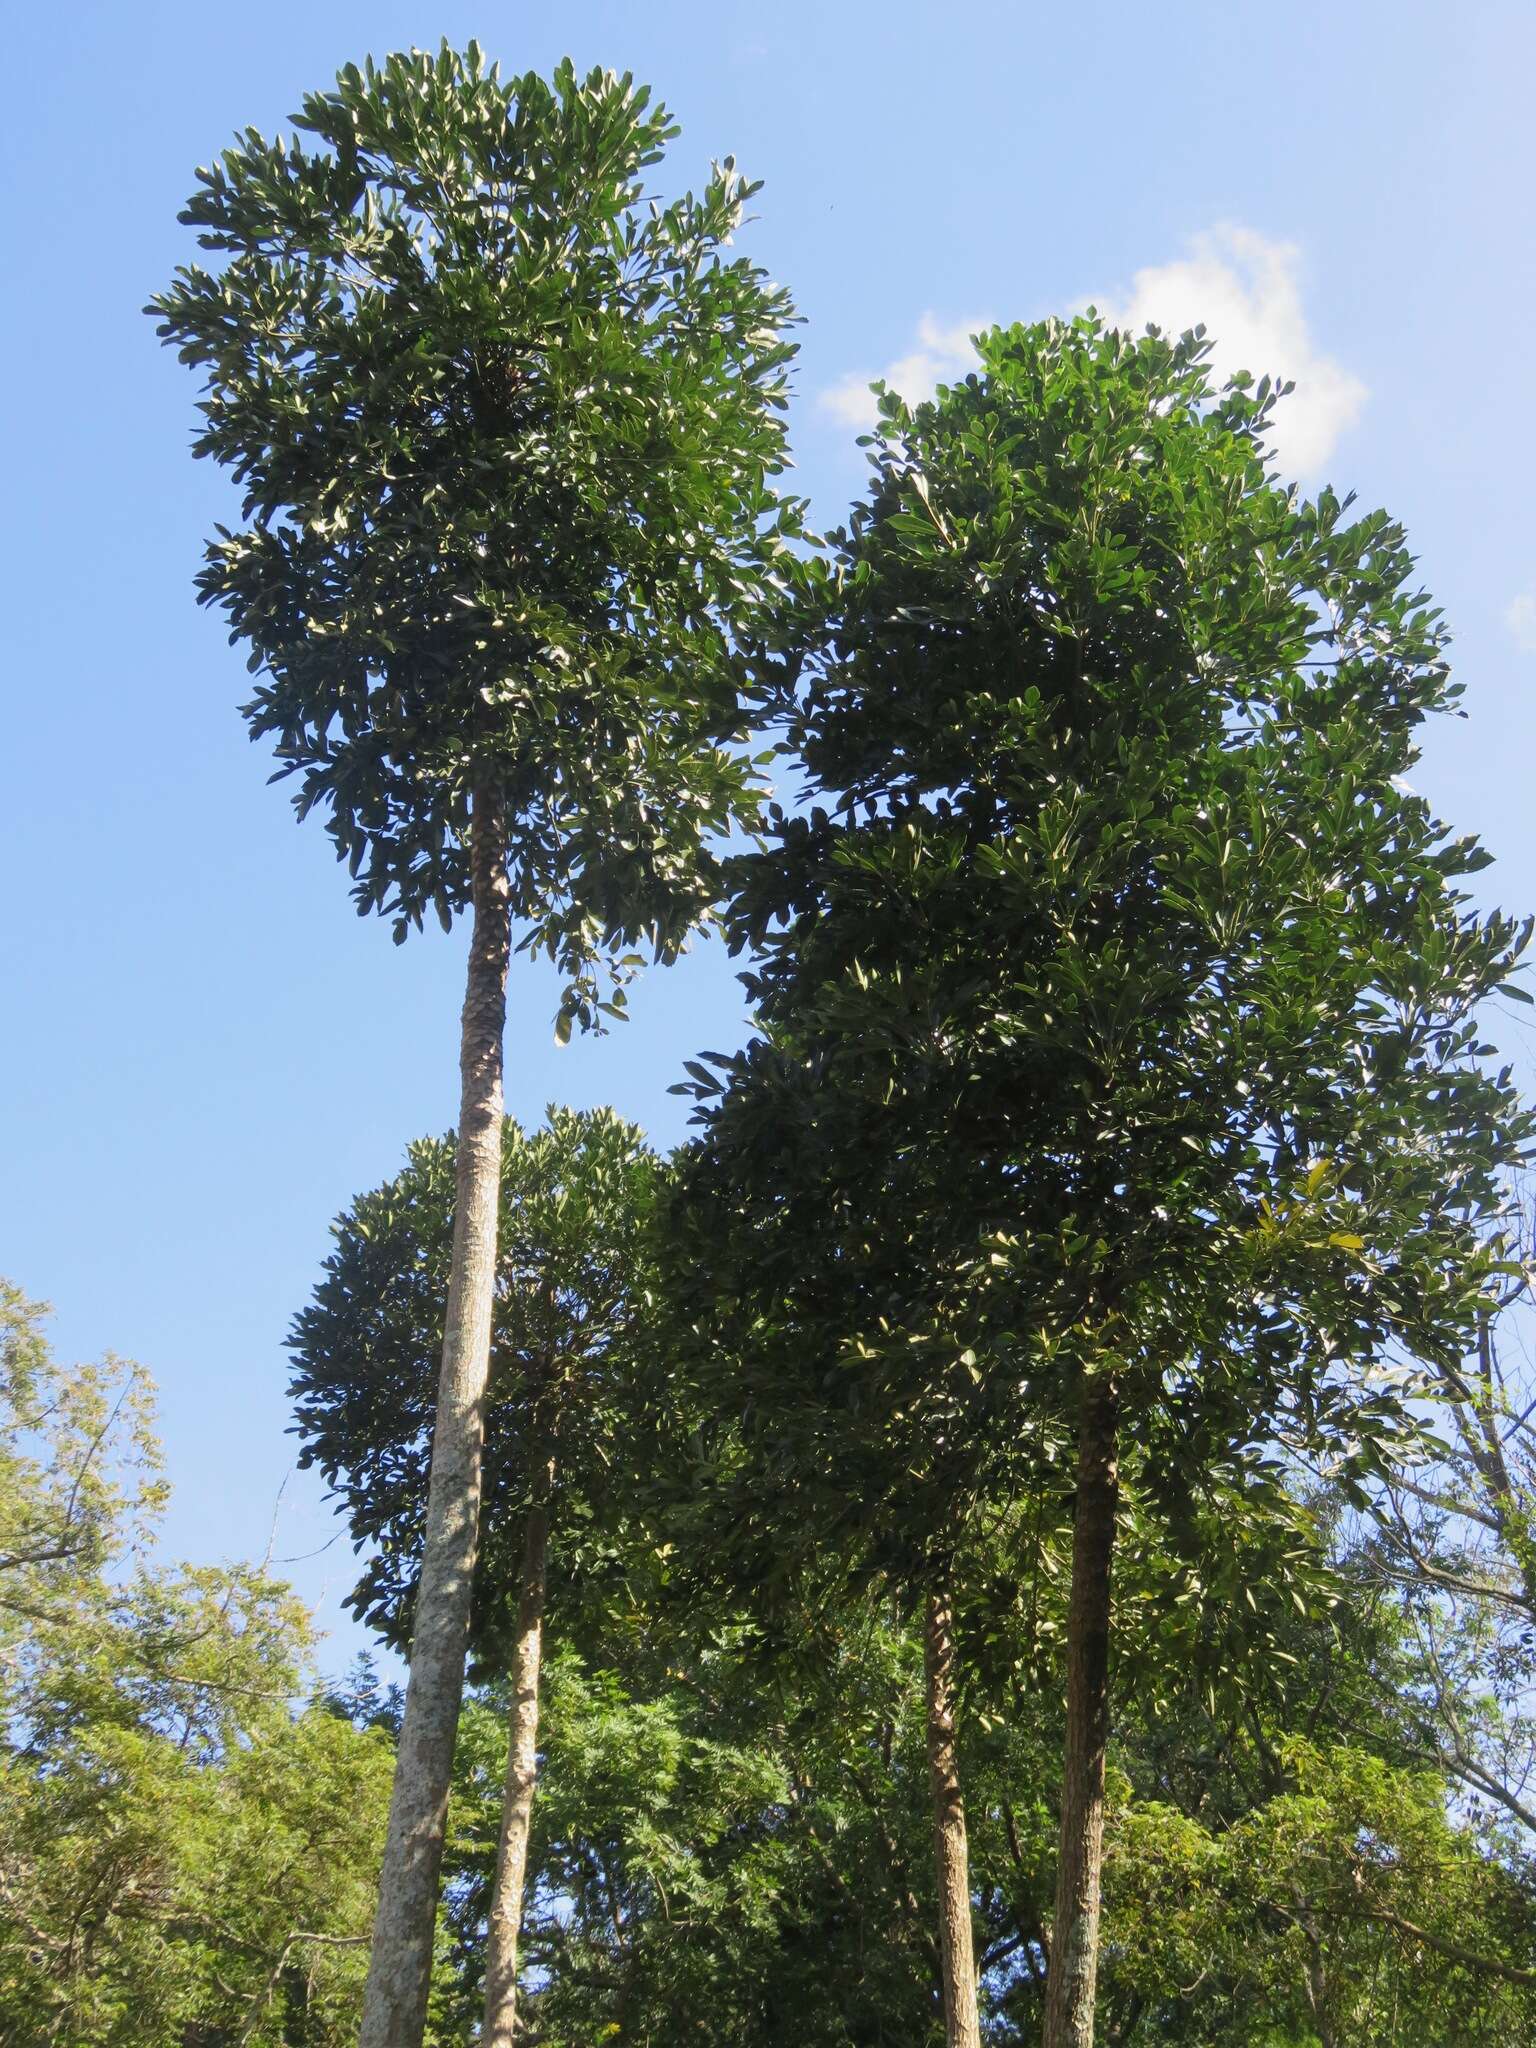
left=280, top=1957, right=308, bottom=2047
left=481, top=1464, right=554, bottom=2046
left=358, top=783, right=511, bottom=2048
left=924, top=1582, right=982, bottom=2048
left=1043, top=1369, right=1121, bottom=2048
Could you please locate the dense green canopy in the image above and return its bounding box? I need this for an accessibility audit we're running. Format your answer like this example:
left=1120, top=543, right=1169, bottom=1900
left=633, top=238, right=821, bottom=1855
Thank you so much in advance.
left=670, top=314, right=1531, bottom=1566
left=662, top=316, right=1533, bottom=2045
left=150, top=43, right=800, bottom=1025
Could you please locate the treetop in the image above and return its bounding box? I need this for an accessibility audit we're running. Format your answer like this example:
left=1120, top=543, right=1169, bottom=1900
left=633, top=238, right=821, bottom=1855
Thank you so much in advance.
left=151, top=45, right=803, bottom=1029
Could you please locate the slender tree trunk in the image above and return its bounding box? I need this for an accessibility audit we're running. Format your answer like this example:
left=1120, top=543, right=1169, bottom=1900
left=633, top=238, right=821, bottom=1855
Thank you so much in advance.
left=481, top=1462, right=554, bottom=2047
left=280, top=1957, right=308, bottom=2047
left=1043, top=1369, right=1121, bottom=2048
left=924, top=1581, right=982, bottom=2048
left=358, top=783, right=510, bottom=2048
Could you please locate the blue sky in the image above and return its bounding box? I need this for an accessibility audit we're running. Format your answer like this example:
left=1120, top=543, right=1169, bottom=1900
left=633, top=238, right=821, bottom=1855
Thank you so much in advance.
left=4, top=0, right=1534, bottom=1669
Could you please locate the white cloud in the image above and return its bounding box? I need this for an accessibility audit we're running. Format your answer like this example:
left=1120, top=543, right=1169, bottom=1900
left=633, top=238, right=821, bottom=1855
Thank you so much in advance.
left=1507, top=593, right=1536, bottom=653
left=817, top=313, right=988, bottom=429
left=816, top=226, right=1365, bottom=476
left=1093, top=226, right=1366, bottom=475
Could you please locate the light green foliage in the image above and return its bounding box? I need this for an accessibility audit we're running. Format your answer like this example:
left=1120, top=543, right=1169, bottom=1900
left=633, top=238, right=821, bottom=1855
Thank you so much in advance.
left=972, top=1504, right=1536, bottom=2039
left=1361, top=1186, right=1536, bottom=1849
left=0, top=1286, right=394, bottom=2046
left=419, top=1566, right=1536, bottom=2045
left=439, top=1620, right=950, bottom=2046
left=1, top=1279, right=163, bottom=1656
left=150, top=43, right=802, bottom=1027
left=1102, top=1743, right=1536, bottom=2044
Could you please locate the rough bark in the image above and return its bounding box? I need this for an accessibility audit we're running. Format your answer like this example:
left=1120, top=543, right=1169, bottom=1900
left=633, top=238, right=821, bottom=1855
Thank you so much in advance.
left=1043, top=1370, right=1121, bottom=2048
left=924, top=1582, right=982, bottom=2048
left=481, top=1462, right=554, bottom=2047
left=358, top=783, right=511, bottom=2048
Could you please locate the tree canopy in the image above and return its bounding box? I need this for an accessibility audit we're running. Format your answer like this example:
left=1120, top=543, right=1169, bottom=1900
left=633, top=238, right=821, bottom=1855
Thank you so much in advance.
left=674, top=315, right=1529, bottom=1549
left=150, top=43, right=800, bottom=1026
left=664, top=314, right=1534, bottom=2045
left=0, top=1284, right=395, bottom=2048
left=136, top=45, right=1536, bottom=2042
left=288, top=1106, right=659, bottom=1656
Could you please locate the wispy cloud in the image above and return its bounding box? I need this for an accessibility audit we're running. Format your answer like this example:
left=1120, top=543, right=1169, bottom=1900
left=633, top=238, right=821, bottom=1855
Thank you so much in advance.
left=1094, top=226, right=1366, bottom=474
left=1507, top=593, right=1536, bottom=653
left=817, top=313, right=989, bottom=430
left=816, top=226, right=1365, bottom=476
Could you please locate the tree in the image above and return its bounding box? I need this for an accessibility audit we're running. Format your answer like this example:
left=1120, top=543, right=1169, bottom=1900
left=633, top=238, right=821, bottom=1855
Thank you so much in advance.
left=0, top=1284, right=395, bottom=2048
left=150, top=45, right=799, bottom=2043
left=1, top=1277, right=162, bottom=1658
left=444, top=1589, right=999, bottom=2046
left=670, top=316, right=1532, bottom=2046
left=288, top=1107, right=659, bottom=2044
left=427, top=1488, right=1536, bottom=2044
left=1019, top=1614, right=1536, bottom=2041
left=1357, top=1174, right=1536, bottom=1847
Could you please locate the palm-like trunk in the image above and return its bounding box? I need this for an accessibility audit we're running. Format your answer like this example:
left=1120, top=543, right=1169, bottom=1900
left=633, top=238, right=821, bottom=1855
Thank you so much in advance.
left=481, top=1463, right=554, bottom=2046
left=358, top=783, right=511, bottom=2048
left=1043, top=1370, right=1121, bottom=2048
left=924, top=1581, right=982, bottom=2048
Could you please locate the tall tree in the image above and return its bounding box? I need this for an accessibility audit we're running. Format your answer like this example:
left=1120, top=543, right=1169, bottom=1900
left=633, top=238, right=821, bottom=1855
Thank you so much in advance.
left=671, top=316, right=1532, bottom=2047
left=288, top=1107, right=658, bottom=2043
left=150, top=45, right=798, bottom=2043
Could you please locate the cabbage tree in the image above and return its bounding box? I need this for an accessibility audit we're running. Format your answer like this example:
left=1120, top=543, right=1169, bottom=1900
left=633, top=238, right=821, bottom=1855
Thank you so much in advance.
left=673, top=317, right=1532, bottom=2048
left=151, top=46, right=797, bottom=2045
